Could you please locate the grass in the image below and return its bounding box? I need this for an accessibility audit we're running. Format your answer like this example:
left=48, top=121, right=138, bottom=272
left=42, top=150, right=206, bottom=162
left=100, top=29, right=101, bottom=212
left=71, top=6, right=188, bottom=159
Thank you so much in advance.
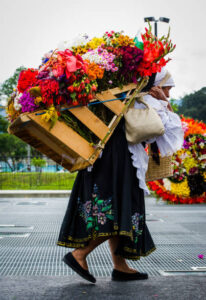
left=0, top=172, right=77, bottom=190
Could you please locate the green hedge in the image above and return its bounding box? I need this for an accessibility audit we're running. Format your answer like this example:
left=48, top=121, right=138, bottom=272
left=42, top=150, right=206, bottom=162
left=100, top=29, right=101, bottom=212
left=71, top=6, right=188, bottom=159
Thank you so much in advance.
left=0, top=172, right=77, bottom=190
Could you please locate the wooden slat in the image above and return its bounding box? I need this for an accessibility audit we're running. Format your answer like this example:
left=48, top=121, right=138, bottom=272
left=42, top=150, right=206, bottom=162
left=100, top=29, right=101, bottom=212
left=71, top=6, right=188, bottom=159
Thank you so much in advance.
left=26, top=124, right=77, bottom=165
left=27, top=111, right=95, bottom=161
left=109, top=83, right=137, bottom=95
left=95, top=91, right=125, bottom=115
left=69, top=106, right=109, bottom=140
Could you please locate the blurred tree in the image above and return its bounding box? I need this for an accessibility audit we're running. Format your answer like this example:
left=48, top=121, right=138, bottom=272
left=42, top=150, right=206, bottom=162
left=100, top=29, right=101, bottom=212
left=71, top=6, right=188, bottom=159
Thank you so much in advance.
left=0, top=115, right=9, bottom=133
left=0, top=134, right=27, bottom=171
left=0, top=66, right=25, bottom=97
left=31, top=157, right=46, bottom=172
left=177, top=87, right=206, bottom=122
left=31, top=157, right=46, bottom=184
left=169, top=98, right=179, bottom=113
left=0, top=67, right=43, bottom=161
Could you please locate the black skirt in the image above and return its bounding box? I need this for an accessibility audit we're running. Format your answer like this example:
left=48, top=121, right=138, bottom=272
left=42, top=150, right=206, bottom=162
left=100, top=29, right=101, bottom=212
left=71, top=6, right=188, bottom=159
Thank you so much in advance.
left=57, top=118, right=156, bottom=260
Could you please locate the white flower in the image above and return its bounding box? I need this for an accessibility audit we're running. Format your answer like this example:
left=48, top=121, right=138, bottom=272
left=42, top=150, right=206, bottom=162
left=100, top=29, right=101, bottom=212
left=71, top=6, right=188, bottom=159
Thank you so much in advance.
left=72, top=33, right=89, bottom=47
left=58, top=33, right=89, bottom=51
left=57, top=40, right=72, bottom=51
left=163, top=178, right=171, bottom=191
left=13, top=93, right=22, bottom=111
left=43, top=51, right=52, bottom=59
left=199, top=154, right=206, bottom=160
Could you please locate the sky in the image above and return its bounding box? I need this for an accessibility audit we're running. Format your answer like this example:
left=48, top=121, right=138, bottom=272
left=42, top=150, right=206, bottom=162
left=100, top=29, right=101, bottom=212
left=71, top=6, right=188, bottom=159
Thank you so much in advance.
left=0, top=0, right=205, bottom=100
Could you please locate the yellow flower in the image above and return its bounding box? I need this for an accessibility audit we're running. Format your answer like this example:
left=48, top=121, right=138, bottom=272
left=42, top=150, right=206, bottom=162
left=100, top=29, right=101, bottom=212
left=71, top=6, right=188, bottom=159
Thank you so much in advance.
left=86, top=37, right=104, bottom=50
left=116, top=34, right=135, bottom=46
left=41, top=105, right=58, bottom=129
left=171, top=179, right=190, bottom=197
left=41, top=112, right=51, bottom=122
left=34, top=96, right=42, bottom=104
left=6, top=101, right=20, bottom=121
left=183, top=157, right=197, bottom=173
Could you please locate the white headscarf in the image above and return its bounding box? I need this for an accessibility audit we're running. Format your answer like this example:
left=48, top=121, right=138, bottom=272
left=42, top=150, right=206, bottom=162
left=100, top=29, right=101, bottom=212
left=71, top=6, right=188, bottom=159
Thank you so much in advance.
left=154, top=67, right=175, bottom=87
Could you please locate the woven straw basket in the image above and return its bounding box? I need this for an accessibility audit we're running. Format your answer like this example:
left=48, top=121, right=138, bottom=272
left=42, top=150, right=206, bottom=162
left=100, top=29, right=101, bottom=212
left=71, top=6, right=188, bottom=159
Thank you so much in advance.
left=145, top=146, right=173, bottom=182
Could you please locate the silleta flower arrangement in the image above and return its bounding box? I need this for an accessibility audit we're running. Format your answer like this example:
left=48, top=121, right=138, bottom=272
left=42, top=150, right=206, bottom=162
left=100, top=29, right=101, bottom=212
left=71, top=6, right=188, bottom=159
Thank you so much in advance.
left=6, top=25, right=175, bottom=137
left=148, top=117, right=206, bottom=204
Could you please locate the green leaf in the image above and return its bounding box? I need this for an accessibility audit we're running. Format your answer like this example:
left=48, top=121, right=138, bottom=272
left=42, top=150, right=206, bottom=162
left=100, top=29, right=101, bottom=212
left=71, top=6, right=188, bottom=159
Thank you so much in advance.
left=97, top=200, right=104, bottom=205
left=102, top=205, right=112, bottom=212
left=70, top=92, right=76, bottom=100
left=106, top=214, right=114, bottom=220
left=87, top=217, right=94, bottom=222
left=86, top=222, right=93, bottom=230
left=95, top=226, right=99, bottom=231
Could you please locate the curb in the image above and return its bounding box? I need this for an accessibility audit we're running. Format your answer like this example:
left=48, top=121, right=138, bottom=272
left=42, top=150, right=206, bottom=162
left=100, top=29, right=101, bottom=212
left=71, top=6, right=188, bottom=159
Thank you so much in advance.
left=0, top=190, right=72, bottom=198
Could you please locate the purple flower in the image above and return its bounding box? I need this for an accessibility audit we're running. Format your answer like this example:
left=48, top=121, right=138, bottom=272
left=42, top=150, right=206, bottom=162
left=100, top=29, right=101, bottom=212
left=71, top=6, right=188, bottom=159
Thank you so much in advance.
left=198, top=254, right=204, bottom=259
left=92, top=205, right=98, bottom=216
left=189, top=167, right=198, bottom=175
left=19, top=91, right=39, bottom=113
left=37, top=70, right=50, bottom=80
left=183, top=140, right=190, bottom=149
left=84, top=201, right=92, bottom=214
left=98, top=213, right=106, bottom=225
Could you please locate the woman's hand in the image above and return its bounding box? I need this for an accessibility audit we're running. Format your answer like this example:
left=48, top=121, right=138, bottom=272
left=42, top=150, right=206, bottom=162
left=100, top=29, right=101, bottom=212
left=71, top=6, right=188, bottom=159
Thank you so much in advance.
left=149, top=86, right=174, bottom=112
left=149, top=86, right=167, bottom=101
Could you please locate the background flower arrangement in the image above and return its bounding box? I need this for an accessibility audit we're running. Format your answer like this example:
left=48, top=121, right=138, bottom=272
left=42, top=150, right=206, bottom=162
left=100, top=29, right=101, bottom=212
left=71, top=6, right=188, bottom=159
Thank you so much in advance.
left=148, top=117, right=206, bottom=204
left=6, top=25, right=175, bottom=142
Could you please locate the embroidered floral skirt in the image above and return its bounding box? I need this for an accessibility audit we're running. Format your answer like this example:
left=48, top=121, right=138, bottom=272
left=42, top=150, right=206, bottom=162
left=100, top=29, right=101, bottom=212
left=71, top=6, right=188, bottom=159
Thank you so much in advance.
left=57, top=118, right=156, bottom=260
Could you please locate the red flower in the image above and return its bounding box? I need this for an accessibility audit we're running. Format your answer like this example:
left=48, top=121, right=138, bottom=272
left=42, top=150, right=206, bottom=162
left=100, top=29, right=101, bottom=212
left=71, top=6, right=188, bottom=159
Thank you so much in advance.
left=17, top=68, right=38, bottom=93
left=39, top=79, right=59, bottom=106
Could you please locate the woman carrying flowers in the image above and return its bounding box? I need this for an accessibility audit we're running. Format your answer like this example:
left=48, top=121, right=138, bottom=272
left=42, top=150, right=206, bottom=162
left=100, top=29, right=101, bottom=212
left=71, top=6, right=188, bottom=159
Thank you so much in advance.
left=57, top=64, right=184, bottom=283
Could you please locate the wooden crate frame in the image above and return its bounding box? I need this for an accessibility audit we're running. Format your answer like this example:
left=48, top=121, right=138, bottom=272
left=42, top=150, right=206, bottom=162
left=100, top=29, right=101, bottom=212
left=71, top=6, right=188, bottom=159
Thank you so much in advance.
left=8, top=79, right=147, bottom=172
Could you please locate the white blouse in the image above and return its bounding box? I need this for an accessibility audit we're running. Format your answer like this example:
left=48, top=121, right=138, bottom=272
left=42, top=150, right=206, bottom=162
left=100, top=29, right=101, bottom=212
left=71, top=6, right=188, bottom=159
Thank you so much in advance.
left=128, top=94, right=184, bottom=195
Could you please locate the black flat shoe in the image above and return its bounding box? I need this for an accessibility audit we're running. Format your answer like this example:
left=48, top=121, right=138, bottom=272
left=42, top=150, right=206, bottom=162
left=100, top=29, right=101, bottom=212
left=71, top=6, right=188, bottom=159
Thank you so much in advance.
left=112, top=269, right=148, bottom=281
left=62, top=252, right=96, bottom=283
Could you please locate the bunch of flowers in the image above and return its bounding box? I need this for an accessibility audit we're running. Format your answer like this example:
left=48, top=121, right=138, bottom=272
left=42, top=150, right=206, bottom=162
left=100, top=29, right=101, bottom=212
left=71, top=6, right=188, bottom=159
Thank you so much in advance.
left=148, top=117, right=206, bottom=204
left=6, top=27, right=175, bottom=128
left=103, top=31, right=135, bottom=47
left=82, top=47, right=118, bottom=72
left=137, top=25, right=175, bottom=76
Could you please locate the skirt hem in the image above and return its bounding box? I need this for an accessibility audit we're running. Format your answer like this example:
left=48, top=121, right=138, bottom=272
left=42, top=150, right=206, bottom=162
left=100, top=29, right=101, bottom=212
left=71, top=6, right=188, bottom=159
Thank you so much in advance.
left=56, top=229, right=156, bottom=261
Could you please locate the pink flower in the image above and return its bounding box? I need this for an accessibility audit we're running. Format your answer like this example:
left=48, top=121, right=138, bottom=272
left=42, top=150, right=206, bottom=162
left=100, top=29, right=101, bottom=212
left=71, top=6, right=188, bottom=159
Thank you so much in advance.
left=52, top=64, right=64, bottom=77
left=198, top=254, right=204, bottom=259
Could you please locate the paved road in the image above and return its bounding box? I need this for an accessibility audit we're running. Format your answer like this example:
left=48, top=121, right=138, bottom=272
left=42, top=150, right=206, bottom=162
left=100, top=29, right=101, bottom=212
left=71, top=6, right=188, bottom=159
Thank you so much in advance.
left=0, top=195, right=206, bottom=299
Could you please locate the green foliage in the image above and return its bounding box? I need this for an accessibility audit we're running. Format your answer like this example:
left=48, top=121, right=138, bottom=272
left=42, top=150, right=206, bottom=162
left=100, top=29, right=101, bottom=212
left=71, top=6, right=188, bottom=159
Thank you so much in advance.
left=0, top=172, right=77, bottom=190
left=0, top=115, right=9, bottom=133
left=169, top=98, right=179, bottom=113
left=177, top=87, right=206, bottom=122
left=31, top=157, right=46, bottom=168
left=0, top=133, right=27, bottom=171
left=0, top=66, right=25, bottom=97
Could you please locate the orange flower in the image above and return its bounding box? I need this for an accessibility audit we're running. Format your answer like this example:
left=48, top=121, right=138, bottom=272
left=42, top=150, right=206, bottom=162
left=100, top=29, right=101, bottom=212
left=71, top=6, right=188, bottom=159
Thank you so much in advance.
left=111, top=34, right=135, bottom=47
left=86, top=61, right=104, bottom=80
left=181, top=116, right=206, bottom=137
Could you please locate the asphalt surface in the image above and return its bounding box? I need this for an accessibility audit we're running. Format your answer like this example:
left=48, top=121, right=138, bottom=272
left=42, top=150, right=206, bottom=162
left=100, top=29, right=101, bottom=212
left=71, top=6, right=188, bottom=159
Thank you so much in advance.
left=0, top=194, right=206, bottom=299
left=0, top=275, right=206, bottom=300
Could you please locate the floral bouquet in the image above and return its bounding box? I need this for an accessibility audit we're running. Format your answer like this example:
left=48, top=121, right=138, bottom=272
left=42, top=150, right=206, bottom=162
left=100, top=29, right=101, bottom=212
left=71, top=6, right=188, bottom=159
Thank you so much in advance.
left=6, top=24, right=175, bottom=135
left=148, top=117, right=206, bottom=204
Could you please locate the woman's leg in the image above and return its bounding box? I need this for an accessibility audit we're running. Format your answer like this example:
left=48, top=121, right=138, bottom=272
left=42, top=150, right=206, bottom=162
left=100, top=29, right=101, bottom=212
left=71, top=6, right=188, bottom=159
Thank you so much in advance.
left=72, top=235, right=138, bottom=273
left=72, top=236, right=110, bottom=270
left=108, top=236, right=138, bottom=273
